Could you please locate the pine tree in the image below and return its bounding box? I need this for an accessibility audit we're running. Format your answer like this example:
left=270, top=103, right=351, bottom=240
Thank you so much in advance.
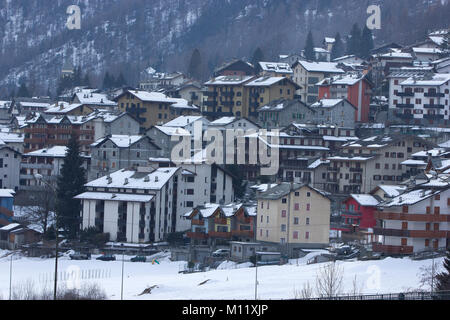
left=115, top=72, right=127, bottom=87
left=82, top=74, right=91, bottom=87
left=103, top=72, right=113, bottom=89
left=251, top=47, right=264, bottom=70
left=347, top=23, right=362, bottom=56
left=188, top=48, right=202, bottom=80
left=56, top=136, right=86, bottom=239
left=360, top=26, right=374, bottom=59
left=436, top=249, right=450, bottom=292
left=331, top=32, right=345, bottom=60
left=304, top=31, right=315, bottom=61
left=17, top=83, right=30, bottom=97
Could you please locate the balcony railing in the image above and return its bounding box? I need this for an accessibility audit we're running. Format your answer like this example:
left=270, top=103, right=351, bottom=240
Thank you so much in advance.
left=231, top=230, right=254, bottom=238
left=396, top=103, right=414, bottom=108
left=214, top=218, right=228, bottom=225
left=372, top=244, right=413, bottom=255
left=424, top=104, right=444, bottom=109
left=424, top=114, right=444, bottom=120
left=374, top=211, right=450, bottom=222
left=349, top=168, right=363, bottom=173
left=186, top=232, right=208, bottom=240
left=192, top=219, right=205, bottom=226
left=373, top=227, right=410, bottom=237
left=208, top=231, right=232, bottom=239
left=424, top=92, right=444, bottom=97
left=396, top=92, right=414, bottom=97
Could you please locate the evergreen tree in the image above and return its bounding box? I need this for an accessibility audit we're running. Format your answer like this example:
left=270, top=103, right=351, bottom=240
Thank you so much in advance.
left=115, top=72, right=127, bottom=87
left=17, top=83, right=30, bottom=97
left=251, top=47, right=265, bottom=70
left=187, top=48, right=202, bottom=80
left=304, top=31, right=315, bottom=61
left=103, top=72, right=113, bottom=89
left=360, top=26, right=374, bottom=59
left=56, top=136, right=86, bottom=239
left=331, top=32, right=345, bottom=60
left=82, top=73, right=91, bottom=87
left=73, top=67, right=82, bottom=86
left=436, top=249, right=450, bottom=292
left=347, top=23, right=362, bottom=56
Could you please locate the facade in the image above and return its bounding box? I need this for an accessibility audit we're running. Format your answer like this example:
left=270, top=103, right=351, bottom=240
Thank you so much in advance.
left=0, top=146, right=21, bottom=191
left=292, top=61, right=344, bottom=104
left=317, top=73, right=372, bottom=123
left=258, top=62, right=294, bottom=78
left=256, top=183, right=331, bottom=253
left=257, top=99, right=315, bottom=129
left=310, top=99, right=357, bottom=128
left=146, top=126, right=191, bottom=158
left=89, top=135, right=163, bottom=181
left=341, top=194, right=379, bottom=231
left=374, top=174, right=450, bottom=254
left=326, top=135, right=436, bottom=194
left=75, top=167, right=182, bottom=243
left=19, top=146, right=90, bottom=191
left=0, top=189, right=15, bottom=227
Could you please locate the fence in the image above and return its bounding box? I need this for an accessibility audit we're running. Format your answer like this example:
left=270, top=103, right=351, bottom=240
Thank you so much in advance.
left=306, top=291, right=450, bottom=300
left=38, top=268, right=112, bottom=286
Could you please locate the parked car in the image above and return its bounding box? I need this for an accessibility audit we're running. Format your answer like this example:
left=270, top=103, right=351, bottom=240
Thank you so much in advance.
left=96, top=254, right=116, bottom=261
left=70, top=252, right=91, bottom=260
left=131, top=256, right=146, bottom=262
left=212, top=249, right=230, bottom=258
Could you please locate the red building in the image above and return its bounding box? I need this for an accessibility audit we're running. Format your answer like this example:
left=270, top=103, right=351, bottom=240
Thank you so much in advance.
left=317, top=73, right=372, bottom=123
left=342, top=194, right=379, bottom=229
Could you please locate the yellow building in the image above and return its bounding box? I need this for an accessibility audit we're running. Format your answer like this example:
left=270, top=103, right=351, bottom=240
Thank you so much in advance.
left=116, top=90, right=199, bottom=130
left=257, top=183, right=331, bottom=253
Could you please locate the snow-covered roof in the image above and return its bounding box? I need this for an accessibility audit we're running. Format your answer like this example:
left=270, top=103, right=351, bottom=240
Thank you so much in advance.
left=316, top=73, right=366, bottom=86
left=85, top=167, right=179, bottom=191
left=250, top=184, right=279, bottom=193
left=45, top=103, right=83, bottom=114
left=205, top=75, right=254, bottom=86
left=400, top=73, right=450, bottom=86
left=0, top=101, right=11, bottom=109
left=245, top=76, right=290, bottom=87
left=324, top=37, right=335, bottom=44
left=379, top=189, right=440, bottom=208
left=74, top=192, right=154, bottom=203
left=308, top=158, right=330, bottom=169
left=412, top=148, right=446, bottom=158
left=401, top=159, right=427, bottom=166
left=24, top=146, right=68, bottom=158
left=91, top=135, right=145, bottom=148
left=379, top=52, right=413, bottom=59
left=126, top=90, right=178, bottom=103
left=350, top=194, right=379, bottom=206
left=0, top=132, right=24, bottom=144
left=184, top=203, right=220, bottom=218
left=412, top=47, right=442, bottom=54
left=0, top=223, right=21, bottom=231
left=259, top=62, right=293, bottom=74
left=75, top=92, right=116, bottom=106
left=375, top=185, right=407, bottom=198
left=19, top=102, right=51, bottom=109
left=0, top=189, right=15, bottom=198
left=296, top=61, right=344, bottom=73
left=310, top=99, right=346, bottom=108
left=209, top=117, right=237, bottom=126
left=163, top=116, right=205, bottom=128
left=154, top=126, right=191, bottom=136
left=170, top=98, right=199, bottom=110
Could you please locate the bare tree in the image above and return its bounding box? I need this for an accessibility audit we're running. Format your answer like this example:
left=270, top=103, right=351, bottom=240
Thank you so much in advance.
left=418, top=261, right=442, bottom=292
left=19, top=187, right=55, bottom=235
left=349, top=275, right=363, bottom=296
left=315, top=262, right=344, bottom=298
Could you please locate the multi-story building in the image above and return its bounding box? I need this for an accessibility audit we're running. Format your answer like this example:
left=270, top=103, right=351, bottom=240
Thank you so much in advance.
left=373, top=173, right=450, bottom=254
left=291, top=61, right=344, bottom=104
left=309, top=99, right=357, bottom=128
left=0, top=145, right=21, bottom=191
left=89, top=135, right=163, bottom=181
left=258, top=62, right=294, bottom=78
left=370, top=50, right=414, bottom=90
left=326, top=134, right=436, bottom=194
left=0, top=189, right=15, bottom=227
left=185, top=203, right=256, bottom=245
left=257, top=99, right=315, bottom=129
left=72, top=90, right=117, bottom=112
left=44, top=102, right=94, bottom=116
left=256, top=183, right=331, bottom=255
left=391, top=73, right=450, bottom=126
left=317, top=73, right=372, bottom=123
left=213, top=59, right=255, bottom=77
left=75, top=167, right=182, bottom=243
left=19, top=146, right=90, bottom=191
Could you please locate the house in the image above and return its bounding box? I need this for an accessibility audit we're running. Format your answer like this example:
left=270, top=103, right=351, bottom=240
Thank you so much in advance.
left=139, top=72, right=187, bottom=91
left=0, top=101, right=12, bottom=125
left=314, top=48, right=331, bottom=62
left=292, top=61, right=345, bottom=104
left=89, top=135, right=163, bottom=181
left=391, top=73, right=450, bottom=126
left=0, top=189, right=15, bottom=227
left=332, top=55, right=366, bottom=65
left=323, top=37, right=335, bottom=52
left=373, top=173, right=450, bottom=255
left=258, top=62, right=294, bottom=78
left=326, top=134, right=436, bottom=194
left=432, top=57, right=450, bottom=74
left=146, top=126, right=191, bottom=158
left=0, top=145, right=21, bottom=190
left=310, top=99, right=357, bottom=128
left=116, top=90, right=196, bottom=129
left=213, top=59, right=255, bottom=77
left=13, top=98, right=52, bottom=115
left=75, top=167, right=183, bottom=243
left=370, top=50, right=414, bottom=89
left=411, top=47, right=443, bottom=63
left=257, top=99, right=315, bottom=129
left=184, top=203, right=256, bottom=245
left=167, top=82, right=204, bottom=107
left=317, top=73, right=372, bottom=123
left=72, top=90, right=117, bottom=112
left=44, top=102, right=94, bottom=116
left=19, top=146, right=90, bottom=191
left=0, top=222, right=42, bottom=249
left=256, top=183, right=331, bottom=256
left=230, top=241, right=279, bottom=263
left=243, top=76, right=300, bottom=119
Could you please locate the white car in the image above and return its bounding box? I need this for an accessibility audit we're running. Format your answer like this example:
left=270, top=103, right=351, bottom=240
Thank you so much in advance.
left=212, top=249, right=230, bottom=257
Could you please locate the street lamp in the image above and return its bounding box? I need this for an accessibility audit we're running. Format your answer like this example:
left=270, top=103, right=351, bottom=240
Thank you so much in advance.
left=34, top=174, right=59, bottom=300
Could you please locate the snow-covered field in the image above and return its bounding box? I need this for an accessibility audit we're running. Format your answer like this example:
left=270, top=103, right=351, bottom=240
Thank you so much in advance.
left=0, top=249, right=443, bottom=300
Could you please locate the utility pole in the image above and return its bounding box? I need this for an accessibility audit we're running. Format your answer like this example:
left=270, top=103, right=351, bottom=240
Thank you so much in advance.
left=9, top=252, right=13, bottom=300
left=254, top=253, right=258, bottom=300
left=121, top=243, right=125, bottom=300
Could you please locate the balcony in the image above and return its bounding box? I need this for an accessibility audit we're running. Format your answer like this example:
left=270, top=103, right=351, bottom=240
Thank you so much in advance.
left=396, top=103, right=414, bottom=108
left=221, top=92, right=235, bottom=98
left=374, top=211, right=450, bottom=222
left=204, top=91, right=217, bottom=97
left=186, top=232, right=208, bottom=240
left=327, top=166, right=339, bottom=172
left=424, top=92, right=445, bottom=98
left=423, top=104, right=444, bottom=109
left=349, top=167, right=363, bottom=173
left=373, top=227, right=410, bottom=237
left=191, top=219, right=204, bottom=226
left=231, top=230, right=254, bottom=238
left=396, top=92, right=414, bottom=97
left=204, top=101, right=217, bottom=108
left=372, top=244, right=413, bottom=255
left=409, top=230, right=448, bottom=238
left=208, top=231, right=232, bottom=239
left=341, top=211, right=362, bottom=218
left=214, top=218, right=228, bottom=225
left=423, top=114, right=444, bottom=120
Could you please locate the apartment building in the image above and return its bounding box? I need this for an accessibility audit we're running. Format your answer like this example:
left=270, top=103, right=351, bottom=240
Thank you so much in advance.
left=317, top=73, right=372, bottom=123
left=19, top=146, right=90, bottom=191
left=309, top=99, right=357, bottom=128
left=0, top=146, right=21, bottom=191
left=72, top=90, right=117, bottom=112
left=258, top=62, right=294, bottom=78
left=291, top=61, right=344, bottom=104
left=326, top=134, right=436, bottom=194
left=391, top=73, right=450, bottom=126
left=89, top=135, right=163, bottom=181
left=75, top=167, right=182, bottom=243
left=256, top=183, right=331, bottom=254
left=185, top=203, right=256, bottom=245
left=257, top=99, right=315, bottom=129
left=373, top=174, right=450, bottom=254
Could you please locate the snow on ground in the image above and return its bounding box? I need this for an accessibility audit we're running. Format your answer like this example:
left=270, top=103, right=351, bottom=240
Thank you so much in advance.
left=0, top=250, right=443, bottom=300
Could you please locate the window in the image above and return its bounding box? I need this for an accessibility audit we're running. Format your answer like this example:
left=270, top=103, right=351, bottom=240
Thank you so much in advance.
left=307, top=192, right=311, bottom=197
left=294, top=203, right=299, bottom=211
left=294, top=217, right=299, bottom=225
left=306, top=204, right=310, bottom=211
left=293, top=231, right=299, bottom=239
left=281, top=225, right=286, bottom=232
left=305, top=232, right=310, bottom=239
left=402, top=206, right=408, bottom=213
left=282, top=198, right=287, bottom=204
left=434, top=207, right=440, bottom=215
left=306, top=218, right=310, bottom=225
left=281, top=210, right=287, bottom=218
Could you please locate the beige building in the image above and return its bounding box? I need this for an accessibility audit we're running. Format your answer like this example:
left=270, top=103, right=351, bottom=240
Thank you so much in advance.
left=256, top=183, right=331, bottom=255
